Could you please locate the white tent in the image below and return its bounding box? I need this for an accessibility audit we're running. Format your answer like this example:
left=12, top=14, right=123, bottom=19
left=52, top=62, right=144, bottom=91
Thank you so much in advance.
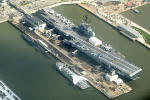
left=89, top=37, right=102, bottom=46
left=114, top=78, right=123, bottom=85
left=105, top=74, right=118, bottom=81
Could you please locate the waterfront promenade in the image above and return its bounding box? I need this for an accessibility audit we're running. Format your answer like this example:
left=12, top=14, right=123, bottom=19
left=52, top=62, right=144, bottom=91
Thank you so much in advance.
left=118, top=1, right=150, bottom=13
left=0, top=11, right=9, bottom=24
left=120, top=15, right=150, bottom=48
left=48, top=1, right=83, bottom=8
left=0, top=18, right=8, bottom=24
left=120, top=14, right=150, bottom=35
left=21, top=1, right=85, bottom=14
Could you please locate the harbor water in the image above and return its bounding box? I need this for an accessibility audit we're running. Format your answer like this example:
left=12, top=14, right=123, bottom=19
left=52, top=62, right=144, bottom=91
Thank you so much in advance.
left=122, top=4, right=150, bottom=31
left=0, top=4, right=150, bottom=100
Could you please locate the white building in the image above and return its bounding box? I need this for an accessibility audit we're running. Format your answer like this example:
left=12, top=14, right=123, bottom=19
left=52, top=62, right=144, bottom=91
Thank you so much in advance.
left=89, top=37, right=102, bottom=46
left=105, top=73, right=124, bottom=85
left=105, top=74, right=118, bottom=81
left=113, top=78, right=123, bottom=85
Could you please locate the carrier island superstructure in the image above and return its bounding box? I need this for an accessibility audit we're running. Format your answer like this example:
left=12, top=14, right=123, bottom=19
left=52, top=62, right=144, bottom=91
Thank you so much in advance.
left=36, top=8, right=142, bottom=80
left=9, top=3, right=142, bottom=98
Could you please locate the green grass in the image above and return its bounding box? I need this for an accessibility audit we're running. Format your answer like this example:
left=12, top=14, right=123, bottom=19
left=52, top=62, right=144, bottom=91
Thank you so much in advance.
left=132, top=26, right=150, bottom=45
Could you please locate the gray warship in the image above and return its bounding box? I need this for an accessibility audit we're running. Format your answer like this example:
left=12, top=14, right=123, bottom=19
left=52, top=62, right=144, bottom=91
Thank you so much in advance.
left=56, top=62, right=90, bottom=89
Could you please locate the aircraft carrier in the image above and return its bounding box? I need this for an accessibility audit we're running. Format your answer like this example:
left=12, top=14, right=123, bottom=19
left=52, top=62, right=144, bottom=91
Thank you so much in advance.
left=36, top=8, right=142, bottom=80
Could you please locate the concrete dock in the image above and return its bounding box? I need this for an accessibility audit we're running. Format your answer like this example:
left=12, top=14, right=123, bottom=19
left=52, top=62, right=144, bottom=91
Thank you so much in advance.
left=0, top=17, right=8, bottom=24
left=9, top=16, right=132, bottom=99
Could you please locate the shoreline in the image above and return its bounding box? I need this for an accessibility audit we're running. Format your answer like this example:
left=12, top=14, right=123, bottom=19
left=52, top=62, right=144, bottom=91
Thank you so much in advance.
left=77, top=3, right=150, bottom=49
left=0, top=18, right=8, bottom=24
left=119, top=2, right=150, bottom=14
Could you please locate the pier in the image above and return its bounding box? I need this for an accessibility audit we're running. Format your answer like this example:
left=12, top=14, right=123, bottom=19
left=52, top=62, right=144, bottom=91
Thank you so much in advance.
left=0, top=19, right=8, bottom=24
left=9, top=15, right=132, bottom=98
left=9, top=19, right=73, bottom=65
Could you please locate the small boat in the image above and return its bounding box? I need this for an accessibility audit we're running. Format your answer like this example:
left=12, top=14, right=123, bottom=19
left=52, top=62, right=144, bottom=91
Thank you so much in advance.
left=132, top=9, right=140, bottom=13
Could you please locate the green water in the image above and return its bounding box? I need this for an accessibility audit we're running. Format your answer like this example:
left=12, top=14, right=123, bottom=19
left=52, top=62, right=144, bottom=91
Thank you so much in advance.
left=0, top=4, right=150, bottom=100
left=122, top=4, right=150, bottom=31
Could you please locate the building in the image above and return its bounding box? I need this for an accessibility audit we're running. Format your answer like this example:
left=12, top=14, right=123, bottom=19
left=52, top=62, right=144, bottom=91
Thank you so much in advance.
left=113, top=78, right=123, bottom=85
left=105, top=74, right=118, bottom=81
left=89, top=37, right=102, bottom=46
left=105, top=73, right=123, bottom=84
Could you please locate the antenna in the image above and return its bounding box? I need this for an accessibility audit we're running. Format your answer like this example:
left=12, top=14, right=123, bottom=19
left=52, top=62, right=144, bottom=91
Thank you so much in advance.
left=82, top=14, right=88, bottom=23
left=82, top=14, right=91, bottom=24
